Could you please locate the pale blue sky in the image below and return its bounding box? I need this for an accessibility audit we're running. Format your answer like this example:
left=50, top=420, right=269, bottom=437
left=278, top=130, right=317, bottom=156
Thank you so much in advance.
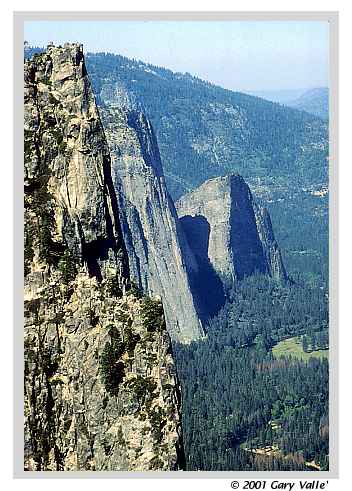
left=24, top=21, right=329, bottom=92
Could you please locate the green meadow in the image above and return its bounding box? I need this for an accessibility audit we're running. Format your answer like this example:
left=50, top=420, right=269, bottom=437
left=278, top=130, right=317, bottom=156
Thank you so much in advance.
left=272, top=336, right=329, bottom=362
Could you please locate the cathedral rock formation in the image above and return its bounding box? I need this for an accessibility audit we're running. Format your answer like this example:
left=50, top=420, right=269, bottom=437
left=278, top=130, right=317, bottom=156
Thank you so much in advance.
left=176, top=175, right=287, bottom=298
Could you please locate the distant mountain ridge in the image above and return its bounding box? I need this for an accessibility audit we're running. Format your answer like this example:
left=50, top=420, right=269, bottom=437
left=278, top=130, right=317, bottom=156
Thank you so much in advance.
left=245, top=87, right=329, bottom=121
left=245, top=88, right=308, bottom=104
left=85, top=52, right=328, bottom=200
left=287, top=87, right=329, bottom=120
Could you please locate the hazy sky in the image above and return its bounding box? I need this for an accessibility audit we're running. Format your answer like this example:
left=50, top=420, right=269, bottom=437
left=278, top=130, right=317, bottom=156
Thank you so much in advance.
left=24, top=21, right=329, bottom=92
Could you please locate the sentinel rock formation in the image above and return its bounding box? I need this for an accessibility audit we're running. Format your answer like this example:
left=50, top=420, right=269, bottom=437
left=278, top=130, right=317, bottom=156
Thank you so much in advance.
left=24, top=44, right=184, bottom=471
left=176, top=175, right=287, bottom=295
left=100, top=102, right=204, bottom=342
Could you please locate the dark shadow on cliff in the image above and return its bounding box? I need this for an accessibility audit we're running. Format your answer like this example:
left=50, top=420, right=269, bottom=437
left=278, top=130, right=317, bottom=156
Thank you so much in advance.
left=179, top=215, right=226, bottom=320
left=82, top=237, right=112, bottom=282
left=229, top=180, right=268, bottom=280
left=80, top=154, right=131, bottom=283
left=127, top=110, right=164, bottom=178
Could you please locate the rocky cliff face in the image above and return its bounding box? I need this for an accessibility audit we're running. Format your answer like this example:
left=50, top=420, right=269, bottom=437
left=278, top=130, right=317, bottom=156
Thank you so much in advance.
left=99, top=100, right=204, bottom=342
left=24, top=44, right=184, bottom=471
left=253, top=203, right=288, bottom=283
left=176, top=175, right=287, bottom=298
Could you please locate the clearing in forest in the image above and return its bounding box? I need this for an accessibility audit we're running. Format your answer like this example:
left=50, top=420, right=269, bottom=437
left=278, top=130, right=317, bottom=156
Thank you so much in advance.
left=272, top=336, right=329, bottom=362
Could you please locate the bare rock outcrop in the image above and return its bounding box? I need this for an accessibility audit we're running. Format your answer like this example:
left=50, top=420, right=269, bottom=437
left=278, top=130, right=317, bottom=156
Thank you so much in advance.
left=176, top=175, right=287, bottom=298
left=24, top=44, right=184, bottom=471
left=100, top=103, right=204, bottom=342
left=253, top=202, right=288, bottom=283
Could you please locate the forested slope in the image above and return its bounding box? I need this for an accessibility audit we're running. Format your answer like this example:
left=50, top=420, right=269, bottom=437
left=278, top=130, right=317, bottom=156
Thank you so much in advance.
left=86, top=52, right=328, bottom=199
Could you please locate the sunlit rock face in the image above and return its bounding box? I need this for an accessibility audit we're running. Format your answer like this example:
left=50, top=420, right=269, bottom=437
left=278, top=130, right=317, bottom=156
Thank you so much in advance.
left=24, top=43, right=184, bottom=472
left=176, top=174, right=287, bottom=299
left=100, top=102, right=204, bottom=343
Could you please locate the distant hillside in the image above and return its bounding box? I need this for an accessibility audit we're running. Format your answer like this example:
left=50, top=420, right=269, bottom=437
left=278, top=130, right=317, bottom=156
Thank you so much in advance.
left=245, top=88, right=307, bottom=104
left=288, top=87, right=329, bottom=120
left=24, top=49, right=329, bottom=198
left=85, top=53, right=328, bottom=198
left=25, top=48, right=328, bottom=199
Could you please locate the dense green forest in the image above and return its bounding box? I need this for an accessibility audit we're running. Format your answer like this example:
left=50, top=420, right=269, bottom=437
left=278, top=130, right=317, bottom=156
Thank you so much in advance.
left=211, top=274, right=328, bottom=347
left=261, top=190, right=329, bottom=286
left=175, top=275, right=329, bottom=471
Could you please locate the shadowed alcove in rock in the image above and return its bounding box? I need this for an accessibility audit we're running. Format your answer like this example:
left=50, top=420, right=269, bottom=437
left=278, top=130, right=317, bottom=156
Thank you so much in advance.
left=179, top=215, right=226, bottom=320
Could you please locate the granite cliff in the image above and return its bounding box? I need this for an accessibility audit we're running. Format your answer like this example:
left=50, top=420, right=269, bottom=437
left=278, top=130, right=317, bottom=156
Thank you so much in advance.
left=176, top=175, right=287, bottom=298
left=99, top=98, right=204, bottom=341
left=24, top=44, right=184, bottom=471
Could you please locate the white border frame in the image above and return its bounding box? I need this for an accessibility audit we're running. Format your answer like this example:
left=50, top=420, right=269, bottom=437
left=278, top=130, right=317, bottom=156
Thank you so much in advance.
left=13, top=11, right=339, bottom=479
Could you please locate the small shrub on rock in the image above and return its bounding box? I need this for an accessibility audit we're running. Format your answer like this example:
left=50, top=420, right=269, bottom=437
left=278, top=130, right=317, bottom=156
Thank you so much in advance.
left=140, top=297, right=165, bottom=333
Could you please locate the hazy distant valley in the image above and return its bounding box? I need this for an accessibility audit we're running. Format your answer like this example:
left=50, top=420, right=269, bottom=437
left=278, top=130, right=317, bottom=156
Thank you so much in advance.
left=248, top=87, right=329, bottom=121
